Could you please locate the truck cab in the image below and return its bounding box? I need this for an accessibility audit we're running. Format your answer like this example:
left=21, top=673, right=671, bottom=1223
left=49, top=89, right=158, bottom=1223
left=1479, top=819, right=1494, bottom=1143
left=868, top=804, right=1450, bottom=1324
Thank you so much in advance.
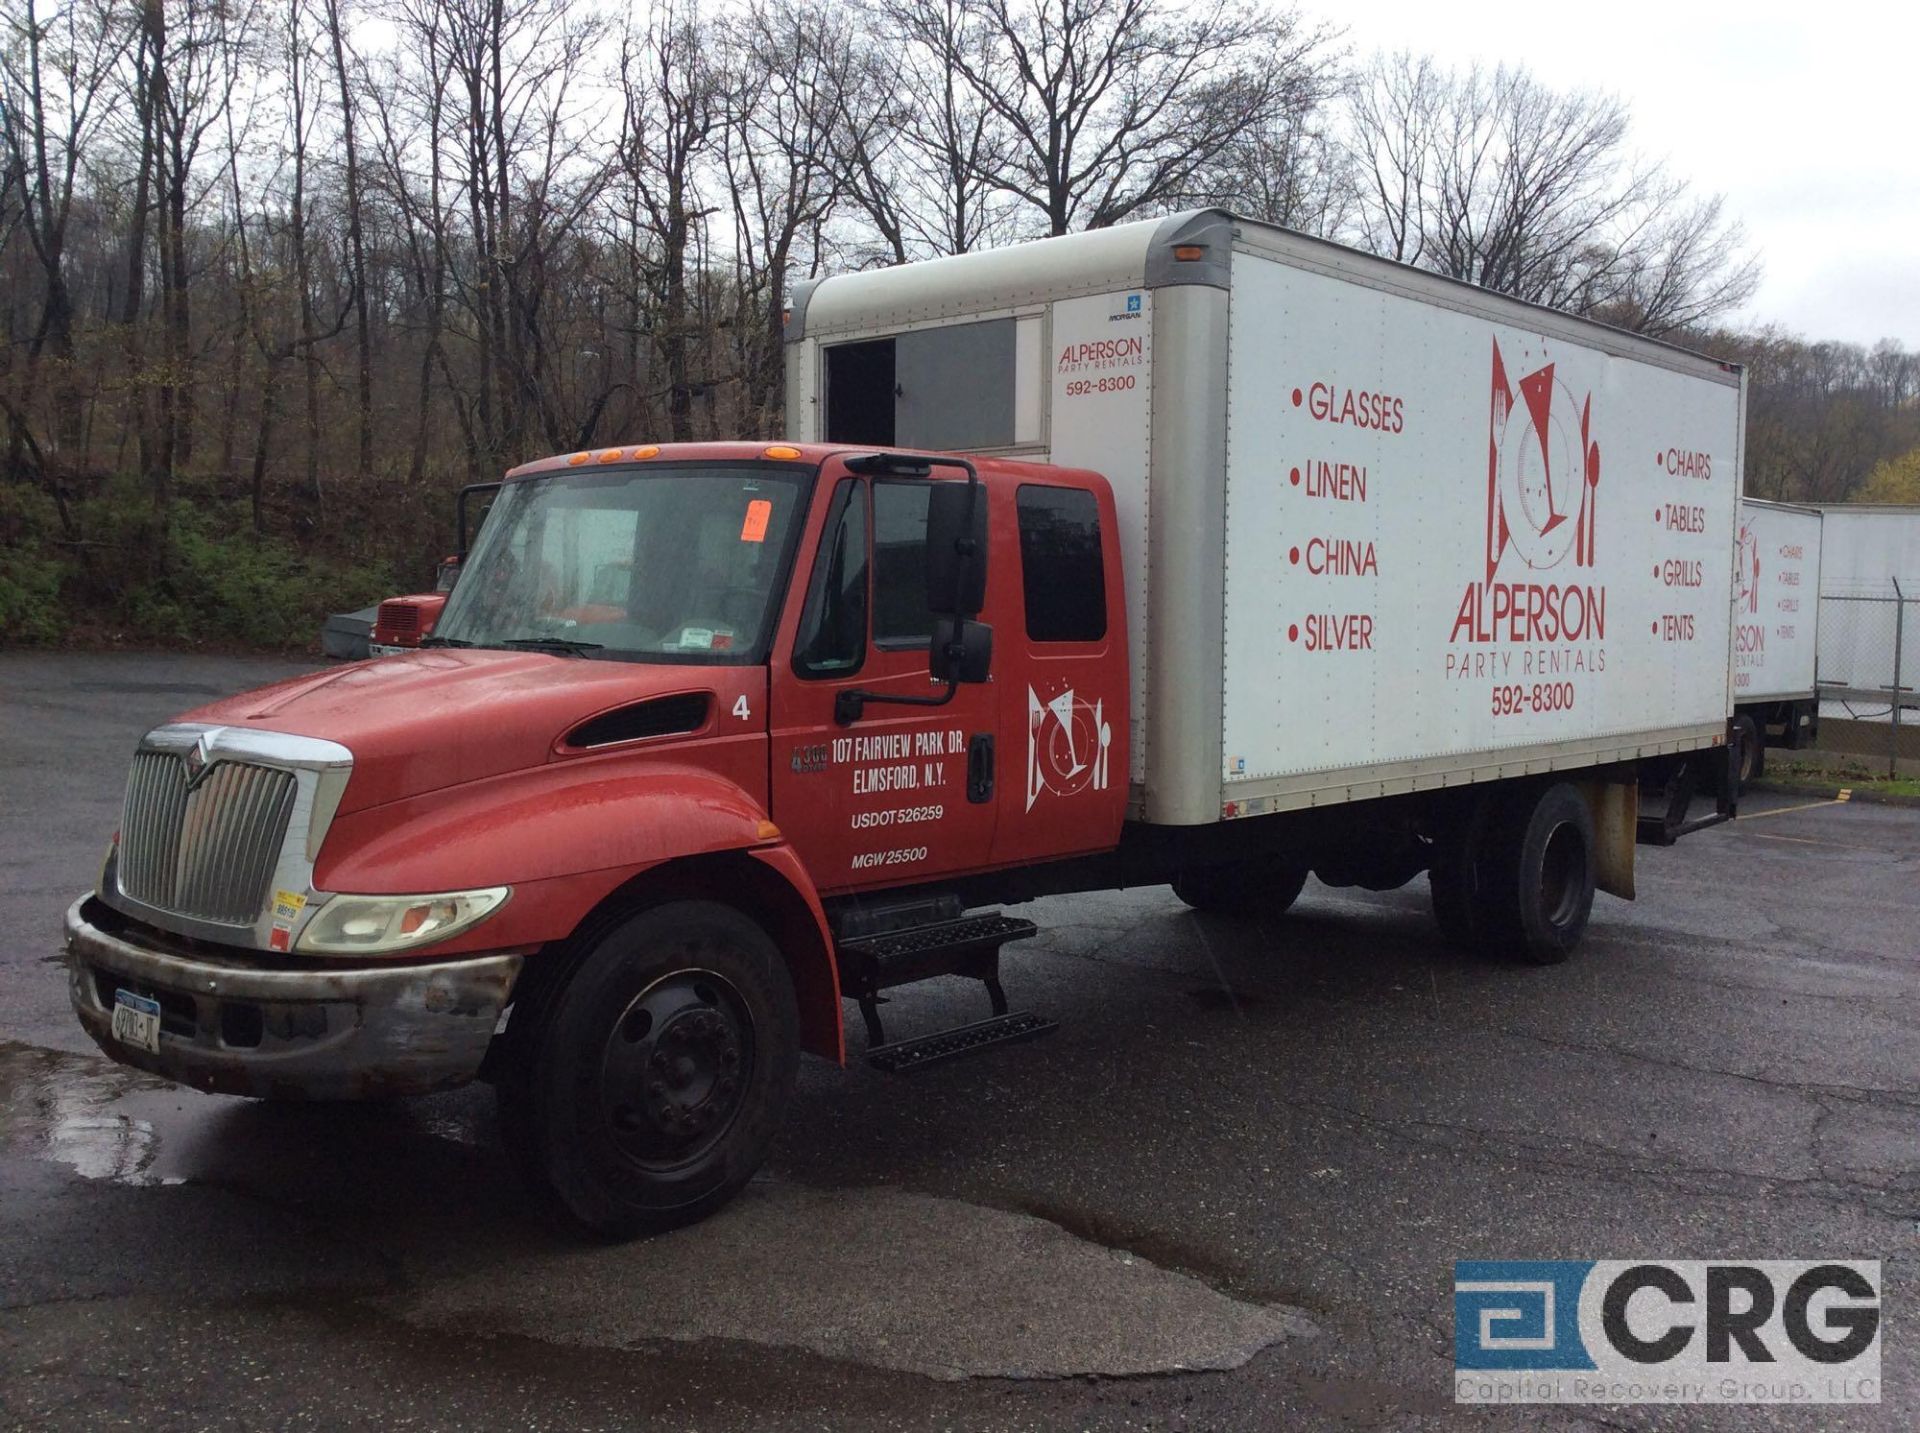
left=66, top=441, right=1126, bottom=1233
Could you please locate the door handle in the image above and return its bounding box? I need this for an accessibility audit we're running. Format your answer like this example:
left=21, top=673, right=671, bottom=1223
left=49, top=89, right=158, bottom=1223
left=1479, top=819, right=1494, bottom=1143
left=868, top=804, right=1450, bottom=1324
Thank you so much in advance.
left=967, top=733, right=994, bottom=804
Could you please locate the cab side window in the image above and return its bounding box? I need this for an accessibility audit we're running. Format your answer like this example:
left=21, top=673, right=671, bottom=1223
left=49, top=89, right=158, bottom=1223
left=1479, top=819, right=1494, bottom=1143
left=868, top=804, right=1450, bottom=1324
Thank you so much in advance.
left=794, top=481, right=869, bottom=677
left=1017, top=484, right=1106, bottom=641
left=872, top=480, right=934, bottom=648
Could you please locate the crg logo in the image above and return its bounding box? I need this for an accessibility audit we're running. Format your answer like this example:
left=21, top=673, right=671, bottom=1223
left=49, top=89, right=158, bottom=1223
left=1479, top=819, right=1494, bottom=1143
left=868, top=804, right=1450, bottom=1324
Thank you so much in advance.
left=1454, top=1260, right=1881, bottom=1404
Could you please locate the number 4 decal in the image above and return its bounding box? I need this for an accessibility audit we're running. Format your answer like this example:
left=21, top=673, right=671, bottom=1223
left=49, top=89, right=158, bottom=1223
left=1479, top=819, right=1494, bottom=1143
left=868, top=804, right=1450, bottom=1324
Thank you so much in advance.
left=732, top=694, right=751, bottom=721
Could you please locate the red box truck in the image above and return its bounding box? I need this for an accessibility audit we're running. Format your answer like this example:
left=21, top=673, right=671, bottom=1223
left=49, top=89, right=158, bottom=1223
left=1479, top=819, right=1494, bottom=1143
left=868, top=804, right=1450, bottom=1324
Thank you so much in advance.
left=66, top=213, right=1741, bottom=1234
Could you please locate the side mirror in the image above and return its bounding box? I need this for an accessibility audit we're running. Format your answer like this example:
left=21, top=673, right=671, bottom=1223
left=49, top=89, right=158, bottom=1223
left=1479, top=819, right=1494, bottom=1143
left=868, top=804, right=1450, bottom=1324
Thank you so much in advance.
left=929, top=617, right=992, bottom=684
left=924, top=481, right=987, bottom=616
left=435, top=556, right=462, bottom=593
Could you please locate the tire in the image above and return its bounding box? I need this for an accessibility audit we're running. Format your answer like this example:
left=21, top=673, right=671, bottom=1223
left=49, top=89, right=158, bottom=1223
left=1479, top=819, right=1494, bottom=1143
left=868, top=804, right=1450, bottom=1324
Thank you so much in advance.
left=1480, top=783, right=1596, bottom=965
left=1428, top=798, right=1493, bottom=950
left=499, top=900, right=800, bottom=1238
left=1732, top=713, right=1764, bottom=789
left=1171, top=855, right=1310, bottom=917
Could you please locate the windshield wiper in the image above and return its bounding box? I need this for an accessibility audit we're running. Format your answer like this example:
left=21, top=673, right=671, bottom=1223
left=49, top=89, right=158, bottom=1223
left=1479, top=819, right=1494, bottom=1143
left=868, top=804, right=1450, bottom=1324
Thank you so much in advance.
left=492, top=636, right=605, bottom=656
left=419, top=635, right=473, bottom=648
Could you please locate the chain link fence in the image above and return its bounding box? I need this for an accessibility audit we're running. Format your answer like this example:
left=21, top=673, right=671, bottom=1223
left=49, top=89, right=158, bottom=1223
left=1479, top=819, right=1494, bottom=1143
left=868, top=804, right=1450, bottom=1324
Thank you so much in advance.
left=1817, top=580, right=1920, bottom=776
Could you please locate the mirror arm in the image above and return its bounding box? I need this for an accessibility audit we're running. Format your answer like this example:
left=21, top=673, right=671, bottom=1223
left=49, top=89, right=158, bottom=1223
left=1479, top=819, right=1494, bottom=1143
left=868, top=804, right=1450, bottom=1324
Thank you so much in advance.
left=834, top=679, right=959, bottom=727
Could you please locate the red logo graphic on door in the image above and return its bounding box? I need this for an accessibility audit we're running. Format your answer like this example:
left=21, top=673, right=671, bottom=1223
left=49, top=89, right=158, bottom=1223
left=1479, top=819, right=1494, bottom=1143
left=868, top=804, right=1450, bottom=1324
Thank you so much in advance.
left=1026, top=685, right=1112, bottom=812
left=1486, top=341, right=1602, bottom=581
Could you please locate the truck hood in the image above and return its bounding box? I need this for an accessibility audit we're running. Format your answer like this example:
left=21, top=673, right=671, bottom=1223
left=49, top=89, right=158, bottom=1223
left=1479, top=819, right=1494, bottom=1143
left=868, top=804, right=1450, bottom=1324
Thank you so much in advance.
left=177, top=650, right=727, bottom=814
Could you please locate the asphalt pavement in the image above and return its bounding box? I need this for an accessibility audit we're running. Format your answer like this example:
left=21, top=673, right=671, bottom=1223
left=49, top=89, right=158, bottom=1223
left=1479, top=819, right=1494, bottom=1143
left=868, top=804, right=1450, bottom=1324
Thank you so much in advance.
left=1, top=650, right=1915, bottom=1430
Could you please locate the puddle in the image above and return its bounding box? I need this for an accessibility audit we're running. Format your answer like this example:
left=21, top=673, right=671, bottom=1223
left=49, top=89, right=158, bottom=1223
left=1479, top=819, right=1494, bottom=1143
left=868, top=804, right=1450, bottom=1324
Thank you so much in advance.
left=0, top=1042, right=185, bottom=1186
left=2, top=1041, right=1320, bottom=1383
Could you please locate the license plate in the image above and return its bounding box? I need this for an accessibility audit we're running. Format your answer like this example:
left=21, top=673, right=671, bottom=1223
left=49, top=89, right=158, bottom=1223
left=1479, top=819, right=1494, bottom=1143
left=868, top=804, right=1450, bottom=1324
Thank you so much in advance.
left=111, top=989, right=163, bottom=1054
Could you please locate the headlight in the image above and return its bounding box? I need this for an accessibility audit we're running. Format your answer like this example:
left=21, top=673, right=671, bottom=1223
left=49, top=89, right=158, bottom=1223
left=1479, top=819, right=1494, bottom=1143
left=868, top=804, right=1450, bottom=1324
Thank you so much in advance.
left=295, top=887, right=510, bottom=955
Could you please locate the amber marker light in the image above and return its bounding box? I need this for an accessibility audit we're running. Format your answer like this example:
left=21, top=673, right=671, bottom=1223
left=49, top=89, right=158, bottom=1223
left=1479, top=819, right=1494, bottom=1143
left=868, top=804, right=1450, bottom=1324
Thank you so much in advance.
left=1172, top=244, right=1207, bottom=261
left=567, top=452, right=590, bottom=466
left=763, top=445, right=802, bottom=460
left=630, top=444, right=660, bottom=460
left=597, top=449, right=625, bottom=463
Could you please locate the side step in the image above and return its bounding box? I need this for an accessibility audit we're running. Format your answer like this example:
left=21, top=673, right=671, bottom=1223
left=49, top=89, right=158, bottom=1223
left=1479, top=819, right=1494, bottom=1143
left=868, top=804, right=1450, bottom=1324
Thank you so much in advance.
left=835, top=912, right=1055, bottom=1069
left=867, top=1012, right=1058, bottom=1074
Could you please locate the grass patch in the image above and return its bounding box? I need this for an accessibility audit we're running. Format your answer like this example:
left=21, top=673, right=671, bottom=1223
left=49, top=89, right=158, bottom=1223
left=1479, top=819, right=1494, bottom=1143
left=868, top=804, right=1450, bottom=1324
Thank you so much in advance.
left=1760, top=759, right=1920, bottom=800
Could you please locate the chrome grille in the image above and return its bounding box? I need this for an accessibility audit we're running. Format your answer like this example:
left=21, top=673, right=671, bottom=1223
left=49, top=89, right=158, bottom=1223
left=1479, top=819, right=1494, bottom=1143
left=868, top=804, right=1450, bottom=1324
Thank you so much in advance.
left=119, top=753, right=298, bottom=925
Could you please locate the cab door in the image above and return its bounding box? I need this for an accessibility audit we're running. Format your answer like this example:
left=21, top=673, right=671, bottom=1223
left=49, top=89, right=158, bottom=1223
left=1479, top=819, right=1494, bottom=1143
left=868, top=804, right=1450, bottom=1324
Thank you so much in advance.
left=768, top=470, right=1001, bottom=894
left=991, top=479, right=1130, bottom=867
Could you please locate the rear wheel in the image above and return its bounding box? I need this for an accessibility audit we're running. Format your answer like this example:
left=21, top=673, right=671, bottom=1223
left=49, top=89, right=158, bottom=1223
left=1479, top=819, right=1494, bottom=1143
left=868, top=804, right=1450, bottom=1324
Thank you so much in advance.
left=1480, top=783, right=1596, bottom=965
left=499, top=900, right=799, bottom=1238
left=1171, top=855, right=1311, bottom=917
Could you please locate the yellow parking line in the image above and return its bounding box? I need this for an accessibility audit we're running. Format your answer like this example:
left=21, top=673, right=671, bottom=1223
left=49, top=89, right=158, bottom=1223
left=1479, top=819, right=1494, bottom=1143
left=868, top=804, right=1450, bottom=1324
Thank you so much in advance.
left=1737, top=793, right=1852, bottom=821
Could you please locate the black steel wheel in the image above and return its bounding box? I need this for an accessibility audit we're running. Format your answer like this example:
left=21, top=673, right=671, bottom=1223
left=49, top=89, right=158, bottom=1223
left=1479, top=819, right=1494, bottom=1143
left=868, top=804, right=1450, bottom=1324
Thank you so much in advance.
left=500, top=900, right=799, bottom=1238
left=1481, top=782, right=1596, bottom=965
left=599, top=970, right=755, bottom=1170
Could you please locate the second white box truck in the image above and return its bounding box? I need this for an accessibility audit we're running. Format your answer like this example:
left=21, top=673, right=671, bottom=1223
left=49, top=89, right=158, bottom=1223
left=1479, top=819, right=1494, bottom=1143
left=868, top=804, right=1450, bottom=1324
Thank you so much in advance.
left=1732, top=497, right=1824, bottom=778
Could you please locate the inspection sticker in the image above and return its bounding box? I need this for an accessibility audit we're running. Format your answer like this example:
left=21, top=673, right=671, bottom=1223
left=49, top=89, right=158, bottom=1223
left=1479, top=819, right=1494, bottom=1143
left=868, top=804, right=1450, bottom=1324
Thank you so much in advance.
left=272, top=889, right=308, bottom=923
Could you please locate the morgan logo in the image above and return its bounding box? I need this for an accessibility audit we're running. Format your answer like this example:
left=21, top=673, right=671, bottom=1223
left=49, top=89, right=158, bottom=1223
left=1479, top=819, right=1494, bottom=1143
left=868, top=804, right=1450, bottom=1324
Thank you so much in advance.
left=1026, top=685, right=1112, bottom=812
left=1486, top=339, right=1602, bottom=581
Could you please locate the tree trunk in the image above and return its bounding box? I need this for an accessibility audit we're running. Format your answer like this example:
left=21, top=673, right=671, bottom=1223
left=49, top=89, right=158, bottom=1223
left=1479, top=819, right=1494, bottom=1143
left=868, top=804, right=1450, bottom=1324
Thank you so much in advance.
left=324, top=0, right=373, bottom=478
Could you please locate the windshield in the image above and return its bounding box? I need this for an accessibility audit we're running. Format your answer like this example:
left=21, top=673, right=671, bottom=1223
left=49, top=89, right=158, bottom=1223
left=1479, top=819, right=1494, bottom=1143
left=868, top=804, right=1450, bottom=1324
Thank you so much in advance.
left=429, top=463, right=810, bottom=662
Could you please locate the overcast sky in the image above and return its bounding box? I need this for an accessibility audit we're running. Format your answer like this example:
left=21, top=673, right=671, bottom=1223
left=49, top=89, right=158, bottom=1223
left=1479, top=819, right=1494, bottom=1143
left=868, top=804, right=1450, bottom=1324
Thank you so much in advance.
left=1336, top=0, right=1920, bottom=348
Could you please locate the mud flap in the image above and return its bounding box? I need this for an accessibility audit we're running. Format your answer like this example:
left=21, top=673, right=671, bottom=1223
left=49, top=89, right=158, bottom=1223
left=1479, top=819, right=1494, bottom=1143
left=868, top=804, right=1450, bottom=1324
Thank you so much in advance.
left=1579, top=779, right=1638, bottom=901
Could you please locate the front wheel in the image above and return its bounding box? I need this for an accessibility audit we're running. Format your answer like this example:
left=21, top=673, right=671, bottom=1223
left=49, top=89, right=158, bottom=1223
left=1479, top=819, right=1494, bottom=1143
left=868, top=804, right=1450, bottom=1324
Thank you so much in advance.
left=499, top=900, right=799, bottom=1238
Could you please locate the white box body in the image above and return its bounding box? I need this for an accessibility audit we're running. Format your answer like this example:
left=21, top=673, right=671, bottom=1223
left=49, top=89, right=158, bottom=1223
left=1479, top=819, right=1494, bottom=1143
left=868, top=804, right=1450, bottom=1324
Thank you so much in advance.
left=1734, top=498, right=1822, bottom=703
left=787, top=212, right=1744, bottom=825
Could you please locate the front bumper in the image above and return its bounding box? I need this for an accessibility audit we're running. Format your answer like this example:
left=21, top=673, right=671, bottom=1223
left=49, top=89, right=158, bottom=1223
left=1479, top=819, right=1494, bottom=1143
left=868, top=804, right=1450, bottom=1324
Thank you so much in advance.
left=64, top=896, right=523, bottom=1100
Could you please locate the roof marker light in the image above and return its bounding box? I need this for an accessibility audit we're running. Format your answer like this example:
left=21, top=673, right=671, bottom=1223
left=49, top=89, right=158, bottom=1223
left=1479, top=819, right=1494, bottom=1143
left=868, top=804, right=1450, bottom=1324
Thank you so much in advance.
left=567, top=452, right=590, bottom=466
left=630, top=444, right=660, bottom=460
left=1173, top=244, right=1207, bottom=261
left=763, top=445, right=802, bottom=460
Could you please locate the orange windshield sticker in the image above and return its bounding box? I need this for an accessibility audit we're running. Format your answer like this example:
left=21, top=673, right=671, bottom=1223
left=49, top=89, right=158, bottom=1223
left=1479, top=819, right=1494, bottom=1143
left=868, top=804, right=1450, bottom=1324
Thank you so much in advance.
left=740, top=499, right=772, bottom=543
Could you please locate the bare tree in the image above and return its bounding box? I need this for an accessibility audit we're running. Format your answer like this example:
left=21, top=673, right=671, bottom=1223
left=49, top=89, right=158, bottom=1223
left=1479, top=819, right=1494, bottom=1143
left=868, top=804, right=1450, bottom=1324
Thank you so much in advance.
left=1173, top=40, right=1350, bottom=234
left=920, top=0, right=1325, bottom=235
left=322, top=0, right=372, bottom=477
left=0, top=0, right=127, bottom=461
left=846, top=0, right=1017, bottom=259
left=617, top=2, right=721, bottom=443
left=1346, top=54, right=1759, bottom=332
left=723, top=0, right=866, bottom=424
